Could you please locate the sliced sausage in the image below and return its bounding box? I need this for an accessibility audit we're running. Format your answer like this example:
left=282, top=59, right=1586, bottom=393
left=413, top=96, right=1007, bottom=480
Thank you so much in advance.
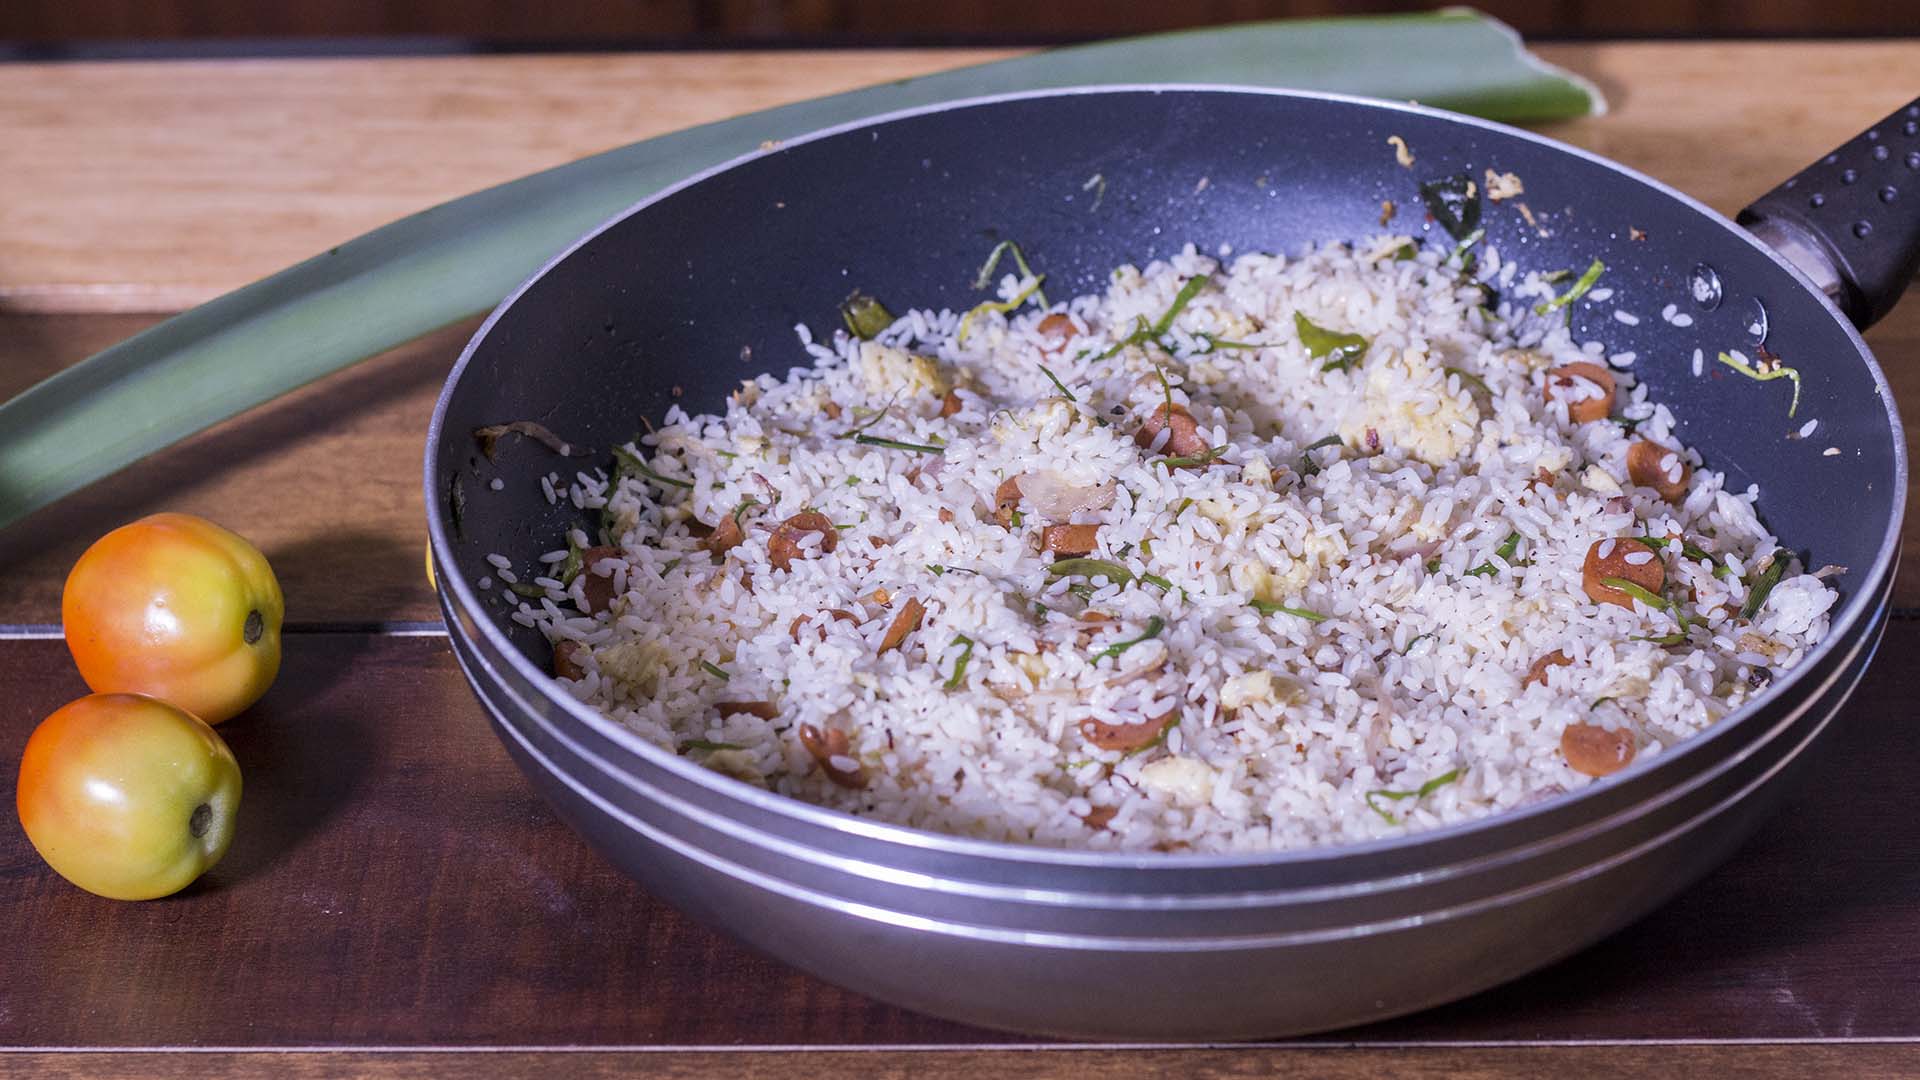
left=576, top=545, right=624, bottom=614
left=768, top=511, right=839, bottom=571
left=879, top=597, right=927, bottom=654
left=789, top=608, right=860, bottom=643
left=1626, top=440, right=1692, bottom=501
left=551, top=639, right=587, bottom=681
left=1562, top=722, right=1636, bottom=777
left=1041, top=523, right=1101, bottom=557
left=1133, top=402, right=1210, bottom=458
left=1582, top=537, right=1666, bottom=610
left=1036, top=312, right=1078, bottom=353
left=1522, top=650, right=1572, bottom=689
left=1079, top=710, right=1177, bottom=752
left=1545, top=362, right=1616, bottom=423
left=797, top=723, right=867, bottom=789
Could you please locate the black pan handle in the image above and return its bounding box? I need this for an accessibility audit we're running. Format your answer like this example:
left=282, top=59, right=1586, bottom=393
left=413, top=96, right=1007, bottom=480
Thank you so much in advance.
left=1737, top=95, right=1920, bottom=331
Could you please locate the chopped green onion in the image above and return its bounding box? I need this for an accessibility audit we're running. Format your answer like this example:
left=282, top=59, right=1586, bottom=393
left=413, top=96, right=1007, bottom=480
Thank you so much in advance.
left=1192, top=333, right=1259, bottom=353
left=681, top=739, right=745, bottom=752
left=507, top=581, right=546, bottom=599
left=1631, top=633, right=1689, bottom=646
left=959, top=275, right=1047, bottom=345
left=1250, top=599, right=1329, bottom=622
left=944, top=634, right=977, bottom=689
left=1600, top=576, right=1671, bottom=611
left=1741, top=550, right=1788, bottom=620
left=1540, top=268, right=1574, bottom=284
left=1037, top=362, right=1078, bottom=401
left=839, top=290, right=894, bottom=340
left=1388, top=240, right=1420, bottom=261
left=1161, top=445, right=1229, bottom=469
left=971, top=240, right=1049, bottom=308
left=1151, top=276, right=1211, bottom=336
left=1399, top=632, right=1435, bottom=654
left=1172, top=497, right=1194, bottom=518
left=1451, top=227, right=1486, bottom=262
left=1715, top=350, right=1803, bottom=419
left=1443, top=366, right=1491, bottom=396
left=1089, top=615, right=1165, bottom=664
left=1465, top=531, right=1522, bottom=577
left=699, top=660, right=732, bottom=682
left=1140, top=573, right=1174, bottom=591
left=1299, top=433, right=1343, bottom=477
left=1367, top=767, right=1464, bottom=824
left=854, top=434, right=943, bottom=454
left=1294, top=311, right=1370, bottom=372
left=836, top=389, right=903, bottom=440
left=1419, top=173, right=1482, bottom=241
left=1534, top=258, right=1604, bottom=315
left=559, top=535, right=585, bottom=586
left=1048, top=558, right=1134, bottom=585
left=613, top=446, right=694, bottom=490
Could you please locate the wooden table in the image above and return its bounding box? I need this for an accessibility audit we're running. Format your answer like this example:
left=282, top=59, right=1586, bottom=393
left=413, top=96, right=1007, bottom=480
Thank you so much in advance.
left=4, top=40, right=1919, bottom=1078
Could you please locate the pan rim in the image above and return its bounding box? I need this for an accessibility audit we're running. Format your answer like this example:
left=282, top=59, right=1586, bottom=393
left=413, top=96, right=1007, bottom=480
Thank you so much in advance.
left=424, top=82, right=1908, bottom=870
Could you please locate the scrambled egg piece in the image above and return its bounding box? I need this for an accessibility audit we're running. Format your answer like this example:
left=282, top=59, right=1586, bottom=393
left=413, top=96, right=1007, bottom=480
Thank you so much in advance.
left=1220, top=671, right=1274, bottom=710
left=595, top=639, right=672, bottom=698
left=857, top=341, right=950, bottom=399
left=1234, top=530, right=1347, bottom=601
left=699, top=748, right=764, bottom=785
left=1139, top=756, right=1216, bottom=805
left=1338, top=349, right=1479, bottom=466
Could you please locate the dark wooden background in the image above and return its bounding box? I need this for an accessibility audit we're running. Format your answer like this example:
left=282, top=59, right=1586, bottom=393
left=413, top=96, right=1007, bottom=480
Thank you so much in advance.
left=0, top=0, right=1910, bottom=46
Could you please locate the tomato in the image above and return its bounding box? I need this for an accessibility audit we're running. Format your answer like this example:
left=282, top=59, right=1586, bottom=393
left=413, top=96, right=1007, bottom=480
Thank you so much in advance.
left=63, top=512, right=283, bottom=724
left=16, top=694, right=242, bottom=900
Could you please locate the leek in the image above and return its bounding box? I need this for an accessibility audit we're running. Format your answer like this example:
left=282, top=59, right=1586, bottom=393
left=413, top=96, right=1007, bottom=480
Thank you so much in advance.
left=0, top=10, right=1599, bottom=531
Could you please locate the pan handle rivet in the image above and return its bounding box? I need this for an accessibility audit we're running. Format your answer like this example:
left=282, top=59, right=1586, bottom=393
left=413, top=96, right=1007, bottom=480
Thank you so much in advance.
left=1851, top=220, right=1873, bottom=238
left=1882, top=187, right=1899, bottom=204
left=1840, top=168, right=1859, bottom=185
left=1874, top=145, right=1890, bottom=162
left=1808, top=193, right=1826, bottom=208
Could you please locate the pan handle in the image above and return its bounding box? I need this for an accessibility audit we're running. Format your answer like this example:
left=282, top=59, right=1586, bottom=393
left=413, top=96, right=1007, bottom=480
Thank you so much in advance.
left=1737, top=95, right=1920, bottom=331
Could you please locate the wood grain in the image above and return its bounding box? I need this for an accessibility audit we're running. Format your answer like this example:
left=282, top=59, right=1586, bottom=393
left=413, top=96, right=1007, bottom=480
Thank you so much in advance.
left=5, top=1045, right=1920, bottom=1080
left=3, top=42, right=1918, bottom=313
left=3, top=626, right=1918, bottom=1048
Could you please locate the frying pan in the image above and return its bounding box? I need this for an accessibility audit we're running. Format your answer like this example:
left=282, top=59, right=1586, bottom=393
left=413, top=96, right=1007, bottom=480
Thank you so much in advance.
left=425, top=87, right=1919, bottom=1038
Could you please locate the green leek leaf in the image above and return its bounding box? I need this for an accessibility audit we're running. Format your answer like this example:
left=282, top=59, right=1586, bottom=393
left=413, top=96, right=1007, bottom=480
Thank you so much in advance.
left=0, top=11, right=1599, bottom=531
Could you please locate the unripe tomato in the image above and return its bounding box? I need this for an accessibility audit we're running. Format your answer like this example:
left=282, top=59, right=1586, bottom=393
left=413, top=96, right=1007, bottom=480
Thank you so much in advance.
left=17, top=694, right=242, bottom=900
left=63, top=512, right=283, bottom=724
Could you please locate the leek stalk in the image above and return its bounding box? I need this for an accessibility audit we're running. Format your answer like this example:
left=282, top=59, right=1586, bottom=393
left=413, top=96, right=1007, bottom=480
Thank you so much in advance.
left=0, top=10, right=1599, bottom=531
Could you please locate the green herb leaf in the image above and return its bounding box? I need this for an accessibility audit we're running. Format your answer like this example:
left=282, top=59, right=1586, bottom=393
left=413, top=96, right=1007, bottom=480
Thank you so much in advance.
left=959, top=276, right=1047, bottom=345
left=1366, top=767, right=1464, bottom=824
left=1048, top=558, right=1134, bottom=585
left=1466, top=530, right=1524, bottom=576
left=1250, top=599, right=1329, bottom=622
left=1443, top=365, right=1491, bottom=397
left=507, top=580, right=546, bottom=599
left=854, top=434, right=943, bottom=454
left=1151, top=276, right=1211, bottom=336
left=1741, top=550, right=1788, bottom=620
left=699, top=660, right=732, bottom=682
left=1037, top=362, right=1078, bottom=401
left=1140, top=572, right=1174, bottom=591
left=1299, top=433, right=1343, bottom=477
left=1089, top=615, right=1166, bottom=664
left=1534, top=258, right=1605, bottom=315
left=1631, top=633, right=1689, bottom=646
left=1161, top=445, right=1230, bottom=469
left=1600, top=576, right=1671, bottom=611
left=944, top=634, right=977, bottom=690
left=836, top=389, right=904, bottom=440
left=559, top=535, right=585, bottom=586
left=1715, top=350, right=1804, bottom=419
left=839, top=290, right=894, bottom=340
left=972, top=241, right=1049, bottom=308
left=1294, top=311, right=1370, bottom=372
left=612, top=446, right=694, bottom=490
left=1419, top=173, right=1482, bottom=242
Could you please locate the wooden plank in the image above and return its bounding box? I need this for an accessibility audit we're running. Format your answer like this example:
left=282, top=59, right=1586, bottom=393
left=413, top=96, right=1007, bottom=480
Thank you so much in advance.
left=4, top=1045, right=1919, bottom=1080
left=3, top=625, right=1918, bottom=1048
left=3, top=42, right=1919, bottom=313
left=0, top=315, right=463, bottom=627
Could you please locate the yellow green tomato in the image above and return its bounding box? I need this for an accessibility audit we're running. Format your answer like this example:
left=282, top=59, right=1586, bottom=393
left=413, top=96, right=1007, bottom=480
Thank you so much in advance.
left=16, top=693, right=242, bottom=900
